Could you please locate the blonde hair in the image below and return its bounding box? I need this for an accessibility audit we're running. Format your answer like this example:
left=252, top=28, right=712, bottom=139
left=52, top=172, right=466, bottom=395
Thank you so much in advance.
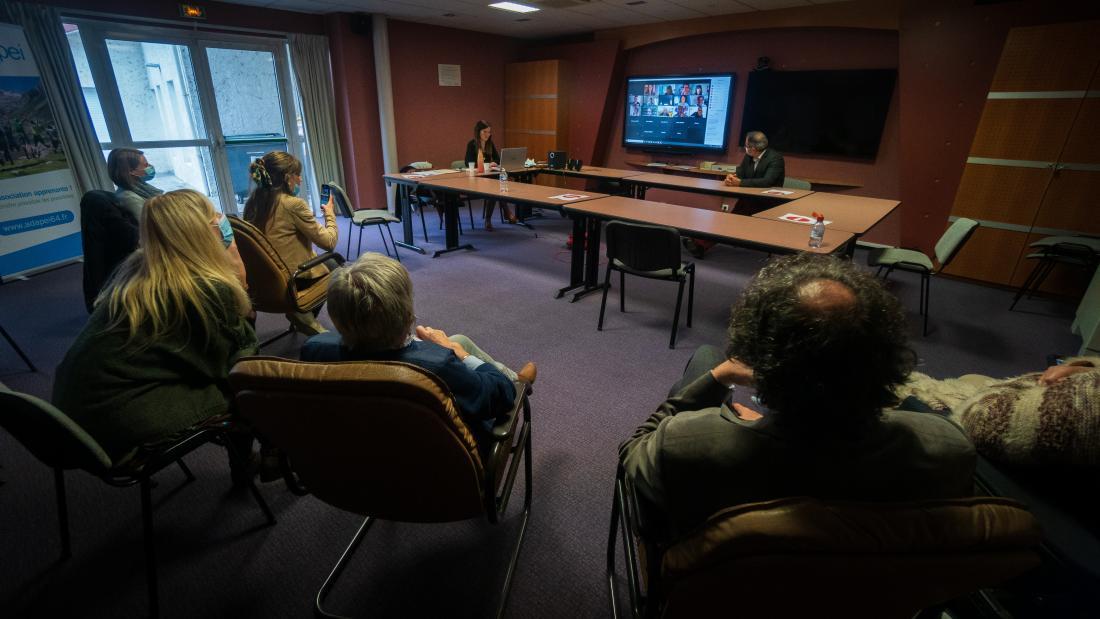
left=327, top=253, right=415, bottom=351
left=243, top=151, right=302, bottom=231
left=97, top=189, right=251, bottom=347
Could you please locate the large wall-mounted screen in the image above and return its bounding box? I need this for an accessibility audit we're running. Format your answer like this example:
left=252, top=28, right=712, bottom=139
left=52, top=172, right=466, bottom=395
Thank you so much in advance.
left=623, top=73, right=736, bottom=153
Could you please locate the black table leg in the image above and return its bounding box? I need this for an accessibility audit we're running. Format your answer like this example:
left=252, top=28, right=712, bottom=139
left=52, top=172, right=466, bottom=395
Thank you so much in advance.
left=432, top=192, right=475, bottom=258
left=556, top=214, right=589, bottom=298
left=571, top=216, right=605, bottom=302
left=396, top=184, right=426, bottom=254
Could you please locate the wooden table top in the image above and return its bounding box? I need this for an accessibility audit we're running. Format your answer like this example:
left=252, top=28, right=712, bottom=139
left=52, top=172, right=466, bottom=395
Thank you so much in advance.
left=753, top=193, right=900, bottom=235
left=564, top=196, right=853, bottom=254
left=538, top=165, right=646, bottom=181
left=421, top=175, right=609, bottom=207
left=382, top=169, right=464, bottom=185
left=622, top=172, right=814, bottom=200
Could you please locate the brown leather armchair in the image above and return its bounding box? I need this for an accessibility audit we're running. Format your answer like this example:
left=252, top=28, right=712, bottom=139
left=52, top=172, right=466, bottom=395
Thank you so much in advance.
left=607, top=468, right=1042, bottom=619
left=228, top=357, right=532, bottom=619
left=227, top=215, right=344, bottom=346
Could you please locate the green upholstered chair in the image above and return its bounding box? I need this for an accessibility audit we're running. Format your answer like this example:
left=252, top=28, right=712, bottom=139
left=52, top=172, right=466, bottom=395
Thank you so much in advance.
left=327, top=181, right=400, bottom=260
left=0, top=387, right=274, bottom=619
left=868, top=218, right=979, bottom=336
left=598, top=220, right=696, bottom=349
left=1010, top=235, right=1100, bottom=310
left=782, top=177, right=811, bottom=190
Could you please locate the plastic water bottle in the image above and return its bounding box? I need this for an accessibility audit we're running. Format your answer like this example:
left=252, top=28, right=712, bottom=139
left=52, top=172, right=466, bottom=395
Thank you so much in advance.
left=808, top=215, right=825, bottom=248
left=499, top=167, right=509, bottom=193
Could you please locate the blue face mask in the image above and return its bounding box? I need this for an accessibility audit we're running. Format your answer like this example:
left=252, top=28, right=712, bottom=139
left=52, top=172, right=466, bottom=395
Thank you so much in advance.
left=217, top=214, right=234, bottom=248
left=291, top=184, right=300, bottom=197
left=140, top=165, right=156, bottom=182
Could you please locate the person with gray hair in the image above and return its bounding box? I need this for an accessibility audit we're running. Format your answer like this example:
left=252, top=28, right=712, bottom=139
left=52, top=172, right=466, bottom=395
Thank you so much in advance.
left=300, top=253, right=536, bottom=443
left=620, top=253, right=975, bottom=539
left=683, top=130, right=787, bottom=258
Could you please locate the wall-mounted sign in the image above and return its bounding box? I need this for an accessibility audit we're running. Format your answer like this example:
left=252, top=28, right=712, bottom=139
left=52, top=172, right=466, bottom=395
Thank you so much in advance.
left=438, top=64, right=461, bottom=87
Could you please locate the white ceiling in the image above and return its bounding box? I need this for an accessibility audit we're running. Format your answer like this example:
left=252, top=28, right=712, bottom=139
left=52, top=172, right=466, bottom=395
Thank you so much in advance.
left=219, top=0, right=850, bottom=39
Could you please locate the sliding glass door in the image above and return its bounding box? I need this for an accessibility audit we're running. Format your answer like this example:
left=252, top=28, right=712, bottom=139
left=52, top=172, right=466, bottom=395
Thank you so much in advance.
left=64, top=19, right=313, bottom=214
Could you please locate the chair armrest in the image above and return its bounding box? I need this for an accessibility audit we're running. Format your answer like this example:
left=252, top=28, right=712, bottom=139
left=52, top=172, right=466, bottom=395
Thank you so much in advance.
left=292, top=251, right=345, bottom=281
left=490, top=380, right=528, bottom=442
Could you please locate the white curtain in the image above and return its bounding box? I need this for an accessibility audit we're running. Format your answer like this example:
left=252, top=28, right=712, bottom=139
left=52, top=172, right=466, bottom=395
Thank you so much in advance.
left=0, top=2, right=112, bottom=195
left=288, top=33, right=346, bottom=200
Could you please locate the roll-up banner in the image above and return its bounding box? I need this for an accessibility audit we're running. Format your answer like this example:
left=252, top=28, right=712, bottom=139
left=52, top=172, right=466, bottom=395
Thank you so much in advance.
left=0, top=21, right=82, bottom=278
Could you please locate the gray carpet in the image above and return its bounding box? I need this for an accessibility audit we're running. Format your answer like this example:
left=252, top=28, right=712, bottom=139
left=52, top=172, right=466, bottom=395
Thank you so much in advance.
left=0, top=207, right=1083, bottom=618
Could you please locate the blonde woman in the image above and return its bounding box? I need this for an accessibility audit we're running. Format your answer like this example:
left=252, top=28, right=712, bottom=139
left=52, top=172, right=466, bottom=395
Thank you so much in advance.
left=243, top=151, right=337, bottom=335
left=54, top=189, right=258, bottom=464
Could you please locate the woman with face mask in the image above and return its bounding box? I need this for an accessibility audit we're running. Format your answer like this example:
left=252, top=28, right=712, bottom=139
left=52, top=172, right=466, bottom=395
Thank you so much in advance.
left=107, top=147, right=162, bottom=222
left=243, top=150, right=337, bottom=335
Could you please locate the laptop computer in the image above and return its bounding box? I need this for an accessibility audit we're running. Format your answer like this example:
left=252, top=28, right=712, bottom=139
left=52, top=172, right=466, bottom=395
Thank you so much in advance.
left=498, top=147, right=528, bottom=172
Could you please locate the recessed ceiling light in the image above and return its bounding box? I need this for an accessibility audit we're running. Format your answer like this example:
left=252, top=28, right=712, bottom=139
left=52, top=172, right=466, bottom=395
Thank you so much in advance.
left=489, top=2, right=540, bottom=13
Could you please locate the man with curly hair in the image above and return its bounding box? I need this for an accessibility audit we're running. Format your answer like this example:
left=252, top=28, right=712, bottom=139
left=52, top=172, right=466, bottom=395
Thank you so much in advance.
left=620, top=254, right=976, bottom=538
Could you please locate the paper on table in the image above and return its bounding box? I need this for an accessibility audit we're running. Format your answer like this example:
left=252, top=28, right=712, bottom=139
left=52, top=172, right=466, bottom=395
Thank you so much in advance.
left=550, top=193, right=590, bottom=201
left=762, top=189, right=795, bottom=195
left=779, top=213, right=831, bottom=225
left=645, top=162, right=668, bottom=167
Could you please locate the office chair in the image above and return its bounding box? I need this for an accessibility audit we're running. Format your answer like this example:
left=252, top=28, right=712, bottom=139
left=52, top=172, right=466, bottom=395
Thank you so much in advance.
left=229, top=357, right=532, bottom=619
left=327, top=181, right=400, bottom=260
left=868, top=218, right=979, bottom=336
left=227, top=215, right=344, bottom=346
left=598, top=220, right=695, bottom=349
left=782, top=177, right=811, bottom=190
left=0, top=388, right=275, bottom=619
left=1010, top=235, right=1100, bottom=310
left=79, top=190, right=138, bottom=313
left=607, top=465, right=1042, bottom=619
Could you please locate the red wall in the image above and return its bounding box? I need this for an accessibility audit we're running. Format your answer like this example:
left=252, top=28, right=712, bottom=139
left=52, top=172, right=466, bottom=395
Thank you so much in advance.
left=520, top=39, right=623, bottom=166
left=600, top=27, right=901, bottom=243
left=897, top=0, right=1100, bottom=254
left=386, top=20, right=522, bottom=171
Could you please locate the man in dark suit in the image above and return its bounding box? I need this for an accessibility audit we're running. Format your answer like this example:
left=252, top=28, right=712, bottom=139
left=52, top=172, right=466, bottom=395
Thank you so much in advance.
left=619, top=254, right=976, bottom=540
left=683, top=130, right=786, bottom=258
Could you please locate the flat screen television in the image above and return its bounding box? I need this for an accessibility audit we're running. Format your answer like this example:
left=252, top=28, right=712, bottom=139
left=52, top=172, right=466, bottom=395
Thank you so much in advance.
left=623, top=73, right=736, bottom=153
left=740, top=69, right=896, bottom=159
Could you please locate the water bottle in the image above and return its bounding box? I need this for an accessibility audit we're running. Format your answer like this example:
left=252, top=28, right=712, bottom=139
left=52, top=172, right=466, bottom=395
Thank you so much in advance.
left=499, top=167, right=509, bottom=193
left=808, top=215, right=825, bottom=248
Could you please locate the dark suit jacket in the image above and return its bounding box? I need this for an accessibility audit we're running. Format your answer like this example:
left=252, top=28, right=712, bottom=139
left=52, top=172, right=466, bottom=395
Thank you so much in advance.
left=301, top=333, right=516, bottom=443
left=80, top=190, right=139, bottom=313
left=619, top=371, right=977, bottom=540
left=464, top=139, right=500, bottom=167
left=735, top=148, right=785, bottom=188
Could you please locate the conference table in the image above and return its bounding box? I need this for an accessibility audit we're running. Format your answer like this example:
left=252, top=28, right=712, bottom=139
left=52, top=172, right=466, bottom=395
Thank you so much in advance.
left=382, top=169, right=467, bottom=254
left=560, top=196, right=855, bottom=302
left=536, top=165, right=645, bottom=182
left=619, top=172, right=815, bottom=201
left=419, top=175, right=608, bottom=264
left=754, top=192, right=900, bottom=236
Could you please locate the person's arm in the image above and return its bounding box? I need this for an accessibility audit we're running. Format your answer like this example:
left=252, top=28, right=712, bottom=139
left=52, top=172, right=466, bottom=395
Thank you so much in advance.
left=618, top=362, right=750, bottom=510
left=1039, top=357, right=1099, bottom=385
left=287, top=195, right=338, bottom=252
left=416, top=325, right=516, bottom=419
left=464, top=141, right=477, bottom=166
left=738, top=153, right=785, bottom=188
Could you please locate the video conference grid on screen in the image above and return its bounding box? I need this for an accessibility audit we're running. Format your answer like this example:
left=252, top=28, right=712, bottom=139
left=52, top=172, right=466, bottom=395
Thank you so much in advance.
left=624, top=74, right=733, bottom=151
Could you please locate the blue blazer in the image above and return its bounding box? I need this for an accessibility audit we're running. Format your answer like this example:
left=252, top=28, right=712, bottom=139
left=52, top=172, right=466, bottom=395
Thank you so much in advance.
left=301, top=333, right=516, bottom=439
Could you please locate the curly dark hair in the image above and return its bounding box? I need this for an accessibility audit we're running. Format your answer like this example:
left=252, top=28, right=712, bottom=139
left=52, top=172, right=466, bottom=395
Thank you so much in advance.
left=726, top=253, right=915, bottom=433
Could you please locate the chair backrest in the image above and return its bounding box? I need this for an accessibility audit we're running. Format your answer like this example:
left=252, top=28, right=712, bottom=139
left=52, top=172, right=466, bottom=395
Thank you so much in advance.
left=933, top=217, right=979, bottom=269
left=226, top=215, right=295, bottom=313
left=657, top=495, right=1041, bottom=619
left=605, top=220, right=683, bottom=273
left=327, top=181, right=354, bottom=218
left=782, top=177, right=811, bottom=190
left=229, top=357, right=487, bottom=522
left=79, top=190, right=138, bottom=313
left=0, top=388, right=113, bottom=473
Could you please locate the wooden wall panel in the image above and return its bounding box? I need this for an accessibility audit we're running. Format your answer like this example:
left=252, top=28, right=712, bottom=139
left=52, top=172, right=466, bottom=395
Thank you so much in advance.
left=969, top=99, right=1080, bottom=161
left=503, top=132, right=560, bottom=156
left=950, top=164, right=1052, bottom=226
left=505, top=100, right=559, bottom=132
left=942, top=227, right=1028, bottom=285
left=1059, top=98, right=1100, bottom=165
left=1033, top=170, right=1100, bottom=235
left=505, top=59, right=568, bottom=163
left=989, top=21, right=1100, bottom=92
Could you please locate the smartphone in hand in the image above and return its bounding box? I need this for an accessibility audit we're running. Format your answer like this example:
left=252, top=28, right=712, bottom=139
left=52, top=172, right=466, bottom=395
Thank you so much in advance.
left=320, top=183, right=332, bottom=205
